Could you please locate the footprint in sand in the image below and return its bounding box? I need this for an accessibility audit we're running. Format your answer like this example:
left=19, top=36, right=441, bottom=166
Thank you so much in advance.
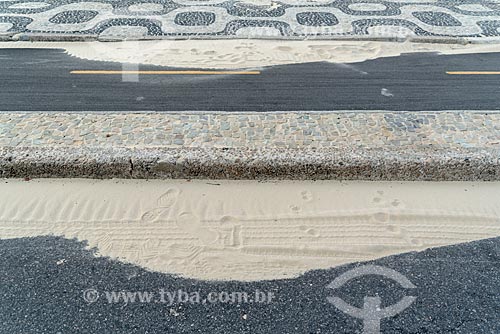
left=141, top=208, right=169, bottom=222
left=141, top=188, right=180, bottom=221
left=157, top=188, right=180, bottom=208
left=301, top=190, right=313, bottom=202
left=299, top=225, right=320, bottom=237
left=390, top=199, right=406, bottom=209
left=372, top=191, right=404, bottom=210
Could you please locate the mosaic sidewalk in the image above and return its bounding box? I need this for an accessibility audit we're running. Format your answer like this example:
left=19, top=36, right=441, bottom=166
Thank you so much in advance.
left=1, top=0, right=500, bottom=41
left=1, top=111, right=499, bottom=180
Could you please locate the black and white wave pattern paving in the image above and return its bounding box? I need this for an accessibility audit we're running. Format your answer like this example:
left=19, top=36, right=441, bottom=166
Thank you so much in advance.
left=1, top=0, right=500, bottom=39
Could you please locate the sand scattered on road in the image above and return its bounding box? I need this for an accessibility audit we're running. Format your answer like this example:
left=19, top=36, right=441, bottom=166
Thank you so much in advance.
left=1, top=179, right=499, bottom=281
left=1, top=40, right=500, bottom=69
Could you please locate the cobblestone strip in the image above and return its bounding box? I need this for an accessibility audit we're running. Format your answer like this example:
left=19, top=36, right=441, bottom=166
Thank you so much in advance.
left=1, top=112, right=499, bottom=180
left=1, top=112, right=500, bottom=149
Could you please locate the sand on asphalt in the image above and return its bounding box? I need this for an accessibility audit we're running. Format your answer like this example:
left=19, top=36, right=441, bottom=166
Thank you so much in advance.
left=2, top=40, right=500, bottom=69
left=0, top=179, right=499, bottom=281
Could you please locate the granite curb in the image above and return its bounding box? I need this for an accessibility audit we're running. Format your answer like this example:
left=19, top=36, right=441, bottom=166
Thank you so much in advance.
left=1, top=146, right=499, bottom=180
left=2, top=34, right=500, bottom=44
left=2, top=111, right=500, bottom=180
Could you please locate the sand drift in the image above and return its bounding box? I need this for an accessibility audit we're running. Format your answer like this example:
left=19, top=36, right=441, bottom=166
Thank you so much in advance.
left=0, top=179, right=499, bottom=281
left=2, top=40, right=500, bottom=69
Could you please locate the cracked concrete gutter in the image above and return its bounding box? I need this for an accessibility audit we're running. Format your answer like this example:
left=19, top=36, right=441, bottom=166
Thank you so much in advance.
left=1, top=111, right=499, bottom=180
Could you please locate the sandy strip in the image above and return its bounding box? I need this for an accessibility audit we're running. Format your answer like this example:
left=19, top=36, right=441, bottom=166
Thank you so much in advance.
left=1, top=40, right=499, bottom=69
left=0, top=179, right=499, bottom=281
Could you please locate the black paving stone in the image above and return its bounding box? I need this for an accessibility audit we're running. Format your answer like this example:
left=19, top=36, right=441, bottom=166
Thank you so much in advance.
left=296, top=12, right=339, bottom=27
left=49, top=10, right=99, bottom=24
left=174, top=11, right=216, bottom=26
left=412, top=11, right=462, bottom=27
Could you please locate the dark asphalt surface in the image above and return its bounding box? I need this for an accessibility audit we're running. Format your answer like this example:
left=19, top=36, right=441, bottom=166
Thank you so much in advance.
left=1, top=236, right=498, bottom=333
left=1, top=49, right=500, bottom=112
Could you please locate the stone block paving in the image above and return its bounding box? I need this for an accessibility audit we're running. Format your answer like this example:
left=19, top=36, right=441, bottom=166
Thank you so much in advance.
left=1, top=0, right=500, bottom=40
left=1, top=112, right=499, bottom=150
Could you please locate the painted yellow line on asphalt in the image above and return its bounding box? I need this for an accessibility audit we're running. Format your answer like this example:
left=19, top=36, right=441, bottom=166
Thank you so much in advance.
left=446, top=71, right=500, bottom=75
left=70, top=70, right=261, bottom=75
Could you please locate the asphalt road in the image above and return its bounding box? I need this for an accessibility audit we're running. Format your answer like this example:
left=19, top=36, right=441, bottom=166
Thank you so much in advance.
left=1, top=49, right=500, bottom=112
left=0, top=236, right=498, bottom=333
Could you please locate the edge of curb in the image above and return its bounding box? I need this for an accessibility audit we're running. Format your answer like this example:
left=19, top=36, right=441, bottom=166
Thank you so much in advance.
left=2, top=146, right=499, bottom=181
left=2, top=33, right=500, bottom=44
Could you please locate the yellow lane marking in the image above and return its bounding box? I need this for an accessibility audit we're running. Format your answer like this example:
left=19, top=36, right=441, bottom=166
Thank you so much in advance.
left=70, top=70, right=261, bottom=75
left=446, top=71, right=500, bottom=75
